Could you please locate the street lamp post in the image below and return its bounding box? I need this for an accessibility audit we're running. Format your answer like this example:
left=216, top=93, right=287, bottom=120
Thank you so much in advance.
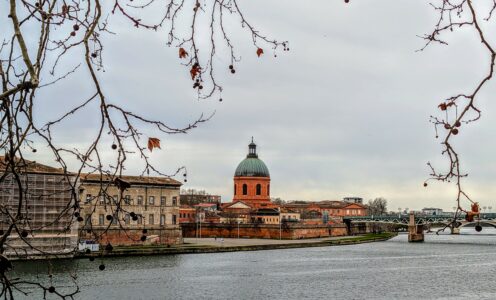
left=237, top=220, right=240, bottom=239
left=199, top=212, right=203, bottom=239
left=196, top=214, right=198, bottom=239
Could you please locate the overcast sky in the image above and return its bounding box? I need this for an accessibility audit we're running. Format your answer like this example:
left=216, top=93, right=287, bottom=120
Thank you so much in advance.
left=17, top=0, right=496, bottom=211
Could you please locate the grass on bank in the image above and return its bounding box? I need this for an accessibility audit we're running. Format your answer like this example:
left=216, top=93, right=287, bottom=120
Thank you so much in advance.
left=101, top=232, right=397, bottom=253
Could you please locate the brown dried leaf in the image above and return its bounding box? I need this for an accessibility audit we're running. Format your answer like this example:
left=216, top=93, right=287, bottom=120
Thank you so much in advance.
left=147, top=137, right=161, bottom=152
left=190, top=65, right=200, bottom=80
left=179, top=48, right=188, bottom=59
left=256, top=48, right=264, bottom=57
left=471, top=202, right=479, bottom=213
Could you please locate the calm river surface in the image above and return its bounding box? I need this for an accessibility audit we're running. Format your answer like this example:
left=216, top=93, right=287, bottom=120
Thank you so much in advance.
left=11, top=229, right=496, bottom=300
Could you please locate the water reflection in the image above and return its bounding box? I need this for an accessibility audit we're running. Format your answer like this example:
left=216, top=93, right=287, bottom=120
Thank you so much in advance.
left=459, top=226, right=496, bottom=235
left=9, top=233, right=496, bottom=300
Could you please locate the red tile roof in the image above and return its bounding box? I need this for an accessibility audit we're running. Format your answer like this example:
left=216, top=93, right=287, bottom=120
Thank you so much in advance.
left=0, top=157, right=182, bottom=187
left=80, top=173, right=182, bottom=186
left=194, top=203, right=217, bottom=208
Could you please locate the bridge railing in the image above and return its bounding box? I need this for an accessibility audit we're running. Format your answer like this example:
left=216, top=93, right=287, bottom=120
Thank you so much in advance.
left=345, top=213, right=496, bottom=222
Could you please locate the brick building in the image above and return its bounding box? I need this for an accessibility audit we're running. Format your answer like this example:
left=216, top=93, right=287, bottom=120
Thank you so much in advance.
left=180, top=190, right=221, bottom=206
left=250, top=208, right=280, bottom=224
left=209, top=140, right=279, bottom=223
left=180, top=140, right=356, bottom=239
left=80, top=174, right=182, bottom=246
left=280, top=209, right=301, bottom=222
left=283, top=200, right=368, bottom=220
left=179, top=206, right=196, bottom=223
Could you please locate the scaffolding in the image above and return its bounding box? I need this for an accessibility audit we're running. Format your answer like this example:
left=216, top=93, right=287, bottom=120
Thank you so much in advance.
left=0, top=171, right=79, bottom=259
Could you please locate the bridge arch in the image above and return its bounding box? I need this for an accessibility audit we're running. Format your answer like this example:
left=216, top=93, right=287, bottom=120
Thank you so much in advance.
left=459, top=221, right=496, bottom=229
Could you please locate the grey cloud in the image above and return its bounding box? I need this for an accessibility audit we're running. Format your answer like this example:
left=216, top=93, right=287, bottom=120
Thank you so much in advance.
left=19, top=0, right=496, bottom=212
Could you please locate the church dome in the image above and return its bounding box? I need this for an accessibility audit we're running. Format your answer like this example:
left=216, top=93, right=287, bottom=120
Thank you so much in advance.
left=234, top=139, right=270, bottom=177
left=235, top=158, right=270, bottom=177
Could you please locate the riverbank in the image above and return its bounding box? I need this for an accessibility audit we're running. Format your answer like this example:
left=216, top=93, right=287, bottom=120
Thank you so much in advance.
left=13, top=232, right=496, bottom=300
left=75, top=232, right=397, bottom=258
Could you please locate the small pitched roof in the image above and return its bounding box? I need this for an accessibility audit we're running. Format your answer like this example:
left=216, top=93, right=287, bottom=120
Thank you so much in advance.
left=194, top=203, right=217, bottom=208
left=252, top=208, right=279, bottom=215
left=223, top=200, right=253, bottom=209
left=280, top=207, right=299, bottom=213
left=342, top=202, right=367, bottom=209
left=179, top=206, right=196, bottom=211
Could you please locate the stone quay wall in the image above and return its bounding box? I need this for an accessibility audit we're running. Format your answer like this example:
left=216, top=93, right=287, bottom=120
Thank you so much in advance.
left=81, top=227, right=182, bottom=246
left=181, top=223, right=348, bottom=239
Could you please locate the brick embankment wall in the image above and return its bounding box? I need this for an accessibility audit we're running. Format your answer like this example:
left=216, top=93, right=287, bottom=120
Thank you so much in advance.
left=181, top=223, right=348, bottom=239
left=80, top=228, right=182, bottom=246
left=348, top=223, right=398, bottom=235
left=328, top=226, right=347, bottom=236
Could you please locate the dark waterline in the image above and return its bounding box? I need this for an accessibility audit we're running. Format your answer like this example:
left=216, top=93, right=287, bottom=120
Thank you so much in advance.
left=10, top=232, right=496, bottom=300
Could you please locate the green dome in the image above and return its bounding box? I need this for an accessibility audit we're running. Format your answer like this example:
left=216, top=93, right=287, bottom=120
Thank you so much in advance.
left=234, top=139, right=270, bottom=177
left=235, top=157, right=270, bottom=177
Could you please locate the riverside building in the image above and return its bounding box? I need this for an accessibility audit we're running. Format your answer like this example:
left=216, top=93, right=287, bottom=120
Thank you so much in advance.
left=79, top=174, right=182, bottom=246
left=180, top=140, right=349, bottom=239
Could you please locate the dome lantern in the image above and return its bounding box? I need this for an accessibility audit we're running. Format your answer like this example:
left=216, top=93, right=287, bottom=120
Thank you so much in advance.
left=248, top=137, right=258, bottom=158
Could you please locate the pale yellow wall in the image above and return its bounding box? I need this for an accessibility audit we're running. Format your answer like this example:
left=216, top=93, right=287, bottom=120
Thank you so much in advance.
left=260, top=215, right=280, bottom=224
left=281, top=212, right=300, bottom=221
left=80, top=183, right=180, bottom=229
left=219, top=216, right=247, bottom=224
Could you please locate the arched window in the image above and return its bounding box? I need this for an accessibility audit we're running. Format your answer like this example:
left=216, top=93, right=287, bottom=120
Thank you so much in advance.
left=242, top=184, right=247, bottom=195
left=234, top=184, right=237, bottom=195
left=256, top=184, right=261, bottom=195
left=267, top=184, right=270, bottom=196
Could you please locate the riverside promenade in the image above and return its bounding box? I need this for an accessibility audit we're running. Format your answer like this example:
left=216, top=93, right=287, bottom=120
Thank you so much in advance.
left=184, top=236, right=362, bottom=246
left=76, top=233, right=396, bottom=258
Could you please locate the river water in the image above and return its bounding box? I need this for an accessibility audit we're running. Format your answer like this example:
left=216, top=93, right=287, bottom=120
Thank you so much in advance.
left=10, top=229, right=496, bottom=300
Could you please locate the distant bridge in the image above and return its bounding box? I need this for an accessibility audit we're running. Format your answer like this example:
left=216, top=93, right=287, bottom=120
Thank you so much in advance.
left=344, top=213, right=496, bottom=228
